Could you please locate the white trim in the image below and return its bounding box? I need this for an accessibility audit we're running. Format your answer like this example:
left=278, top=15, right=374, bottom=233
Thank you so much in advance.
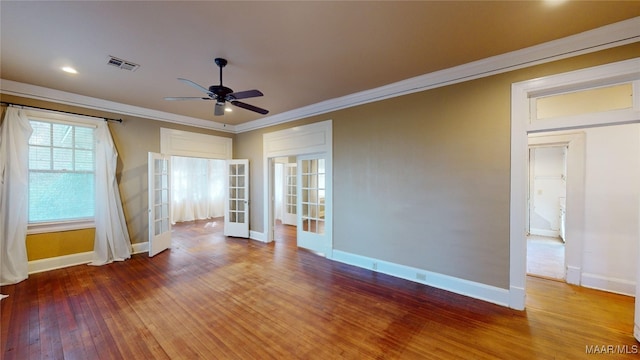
left=160, top=128, right=232, bottom=159
left=27, top=251, right=94, bottom=274
left=581, top=273, right=636, bottom=297
left=2, top=17, right=638, bottom=134
left=26, top=241, right=148, bottom=274
left=528, top=228, right=559, bottom=238
left=528, top=131, right=586, bottom=287
left=27, top=220, right=95, bottom=235
left=333, top=250, right=510, bottom=307
left=566, top=265, right=581, bottom=285
left=263, top=120, right=333, bottom=245
left=0, top=79, right=232, bottom=132
left=132, top=241, right=148, bottom=254
left=511, top=58, right=640, bottom=310
left=250, top=231, right=266, bottom=243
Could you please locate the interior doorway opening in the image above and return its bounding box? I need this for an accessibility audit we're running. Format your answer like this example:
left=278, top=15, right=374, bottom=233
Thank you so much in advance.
left=272, top=156, right=298, bottom=246
left=170, top=156, right=226, bottom=225
left=526, top=144, right=567, bottom=281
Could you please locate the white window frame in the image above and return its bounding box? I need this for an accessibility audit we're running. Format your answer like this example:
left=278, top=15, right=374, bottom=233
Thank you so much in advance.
left=25, top=109, right=100, bottom=234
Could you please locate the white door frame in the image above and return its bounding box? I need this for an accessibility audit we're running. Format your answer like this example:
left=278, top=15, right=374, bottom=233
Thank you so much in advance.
left=509, top=58, right=640, bottom=310
left=283, top=162, right=297, bottom=226
left=263, top=120, right=333, bottom=251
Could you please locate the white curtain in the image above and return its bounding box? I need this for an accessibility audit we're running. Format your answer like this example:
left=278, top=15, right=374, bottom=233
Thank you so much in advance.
left=90, top=121, right=132, bottom=265
left=0, top=107, right=32, bottom=286
left=171, top=156, right=224, bottom=223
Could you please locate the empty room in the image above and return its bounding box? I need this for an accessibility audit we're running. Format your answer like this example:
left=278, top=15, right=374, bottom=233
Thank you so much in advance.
left=1, top=1, right=639, bottom=359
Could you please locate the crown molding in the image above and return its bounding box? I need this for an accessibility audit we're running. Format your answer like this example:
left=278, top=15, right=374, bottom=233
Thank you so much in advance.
left=1, top=17, right=638, bottom=134
left=236, top=16, right=640, bottom=133
left=0, top=79, right=234, bottom=133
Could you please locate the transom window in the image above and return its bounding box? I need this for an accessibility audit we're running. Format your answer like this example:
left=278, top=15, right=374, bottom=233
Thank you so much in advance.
left=531, top=82, right=633, bottom=121
left=28, top=119, right=95, bottom=223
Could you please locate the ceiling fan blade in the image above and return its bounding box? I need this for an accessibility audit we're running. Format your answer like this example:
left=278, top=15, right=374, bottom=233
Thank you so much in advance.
left=177, top=78, right=213, bottom=95
left=231, top=101, right=269, bottom=115
left=228, top=89, right=264, bottom=100
left=164, top=96, right=212, bottom=101
left=214, top=103, right=225, bottom=116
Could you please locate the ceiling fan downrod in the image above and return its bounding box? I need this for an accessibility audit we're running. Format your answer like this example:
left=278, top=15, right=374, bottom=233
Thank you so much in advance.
left=215, top=57, right=227, bottom=86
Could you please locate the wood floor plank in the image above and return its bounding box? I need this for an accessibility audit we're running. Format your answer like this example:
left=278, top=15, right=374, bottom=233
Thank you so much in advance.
left=2, top=219, right=637, bottom=359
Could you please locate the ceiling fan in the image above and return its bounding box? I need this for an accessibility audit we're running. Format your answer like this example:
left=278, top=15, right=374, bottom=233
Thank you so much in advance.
left=165, top=58, right=268, bottom=116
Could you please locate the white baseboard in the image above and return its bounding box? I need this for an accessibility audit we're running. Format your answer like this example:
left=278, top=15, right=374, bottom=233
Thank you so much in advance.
left=28, top=242, right=149, bottom=274
left=581, top=272, right=635, bottom=297
left=529, top=228, right=560, bottom=238
left=509, top=285, right=526, bottom=310
left=132, top=241, right=148, bottom=254
left=332, top=250, right=511, bottom=308
left=28, top=251, right=94, bottom=274
left=250, top=230, right=266, bottom=243
left=566, top=265, right=581, bottom=285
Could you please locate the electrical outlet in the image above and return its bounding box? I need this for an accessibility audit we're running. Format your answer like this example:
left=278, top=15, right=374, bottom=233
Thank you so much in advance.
left=416, top=273, right=427, bottom=281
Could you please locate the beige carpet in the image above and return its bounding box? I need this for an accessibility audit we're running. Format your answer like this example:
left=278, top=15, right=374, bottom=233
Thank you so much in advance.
left=527, top=235, right=565, bottom=280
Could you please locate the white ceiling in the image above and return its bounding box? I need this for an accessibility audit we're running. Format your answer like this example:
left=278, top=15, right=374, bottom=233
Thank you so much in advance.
left=1, top=1, right=638, bottom=128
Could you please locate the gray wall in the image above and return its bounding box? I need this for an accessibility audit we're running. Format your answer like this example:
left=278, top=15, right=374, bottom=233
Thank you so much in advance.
left=236, top=43, right=639, bottom=289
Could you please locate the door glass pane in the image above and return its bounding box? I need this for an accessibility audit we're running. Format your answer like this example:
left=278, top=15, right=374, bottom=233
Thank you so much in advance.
left=300, top=158, right=325, bottom=235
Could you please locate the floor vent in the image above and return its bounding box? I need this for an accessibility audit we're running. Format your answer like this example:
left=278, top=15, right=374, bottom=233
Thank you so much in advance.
left=107, top=56, right=140, bottom=71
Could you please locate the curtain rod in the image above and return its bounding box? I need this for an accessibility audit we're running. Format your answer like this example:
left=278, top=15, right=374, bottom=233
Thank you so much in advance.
left=0, top=101, right=123, bottom=123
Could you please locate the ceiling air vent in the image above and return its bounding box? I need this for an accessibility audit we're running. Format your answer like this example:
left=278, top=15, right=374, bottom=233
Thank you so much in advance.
left=107, top=56, right=140, bottom=71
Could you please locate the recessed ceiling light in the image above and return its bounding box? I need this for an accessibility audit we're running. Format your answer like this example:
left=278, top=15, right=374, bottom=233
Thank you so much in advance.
left=61, top=66, right=78, bottom=74
left=225, top=107, right=233, bottom=113
left=544, top=0, right=567, bottom=6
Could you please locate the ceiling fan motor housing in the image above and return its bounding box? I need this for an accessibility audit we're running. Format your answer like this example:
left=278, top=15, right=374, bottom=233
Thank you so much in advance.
left=209, top=85, right=234, bottom=98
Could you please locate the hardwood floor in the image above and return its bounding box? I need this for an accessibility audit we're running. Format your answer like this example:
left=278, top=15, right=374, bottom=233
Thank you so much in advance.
left=2, top=219, right=637, bottom=359
left=527, top=235, right=565, bottom=280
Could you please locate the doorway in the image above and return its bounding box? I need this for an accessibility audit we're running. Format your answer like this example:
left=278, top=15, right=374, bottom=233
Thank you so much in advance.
left=273, top=156, right=297, bottom=245
left=263, top=120, right=333, bottom=258
left=508, top=58, right=639, bottom=311
left=526, top=144, right=567, bottom=281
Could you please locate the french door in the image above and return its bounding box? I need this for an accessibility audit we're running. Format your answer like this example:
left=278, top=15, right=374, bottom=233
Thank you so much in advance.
left=283, top=163, right=297, bottom=225
left=297, top=155, right=331, bottom=255
left=224, top=159, right=250, bottom=238
left=148, top=152, right=172, bottom=257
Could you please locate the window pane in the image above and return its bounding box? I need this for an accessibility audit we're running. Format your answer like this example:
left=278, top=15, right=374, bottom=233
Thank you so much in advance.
left=52, top=124, right=73, bottom=147
left=29, top=121, right=51, bottom=146
left=535, top=83, right=633, bottom=120
left=29, top=172, right=94, bottom=222
left=29, top=146, right=51, bottom=170
left=52, top=148, right=73, bottom=170
left=75, top=127, right=94, bottom=149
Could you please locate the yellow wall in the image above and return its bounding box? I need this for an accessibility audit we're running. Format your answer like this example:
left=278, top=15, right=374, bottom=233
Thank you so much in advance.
left=26, top=228, right=95, bottom=261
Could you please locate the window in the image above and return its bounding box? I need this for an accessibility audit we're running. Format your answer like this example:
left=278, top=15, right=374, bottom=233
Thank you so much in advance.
left=28, top=119, right=95, bottom=225
left=532, top=82, right=633, bottom=120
